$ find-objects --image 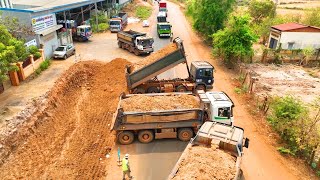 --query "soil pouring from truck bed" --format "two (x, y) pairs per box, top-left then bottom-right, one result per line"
(0, 58), (131, 179)
(172, 145), (236, 180)
(132, 42), (178, 71)
(121, 94), (200, 112)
